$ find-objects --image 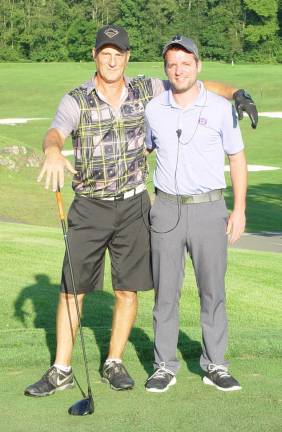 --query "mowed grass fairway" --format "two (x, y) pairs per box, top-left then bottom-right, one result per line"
(1, 223), (282, 432)
(0, 62), (281, 230)
(0, 62), (282, 431)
